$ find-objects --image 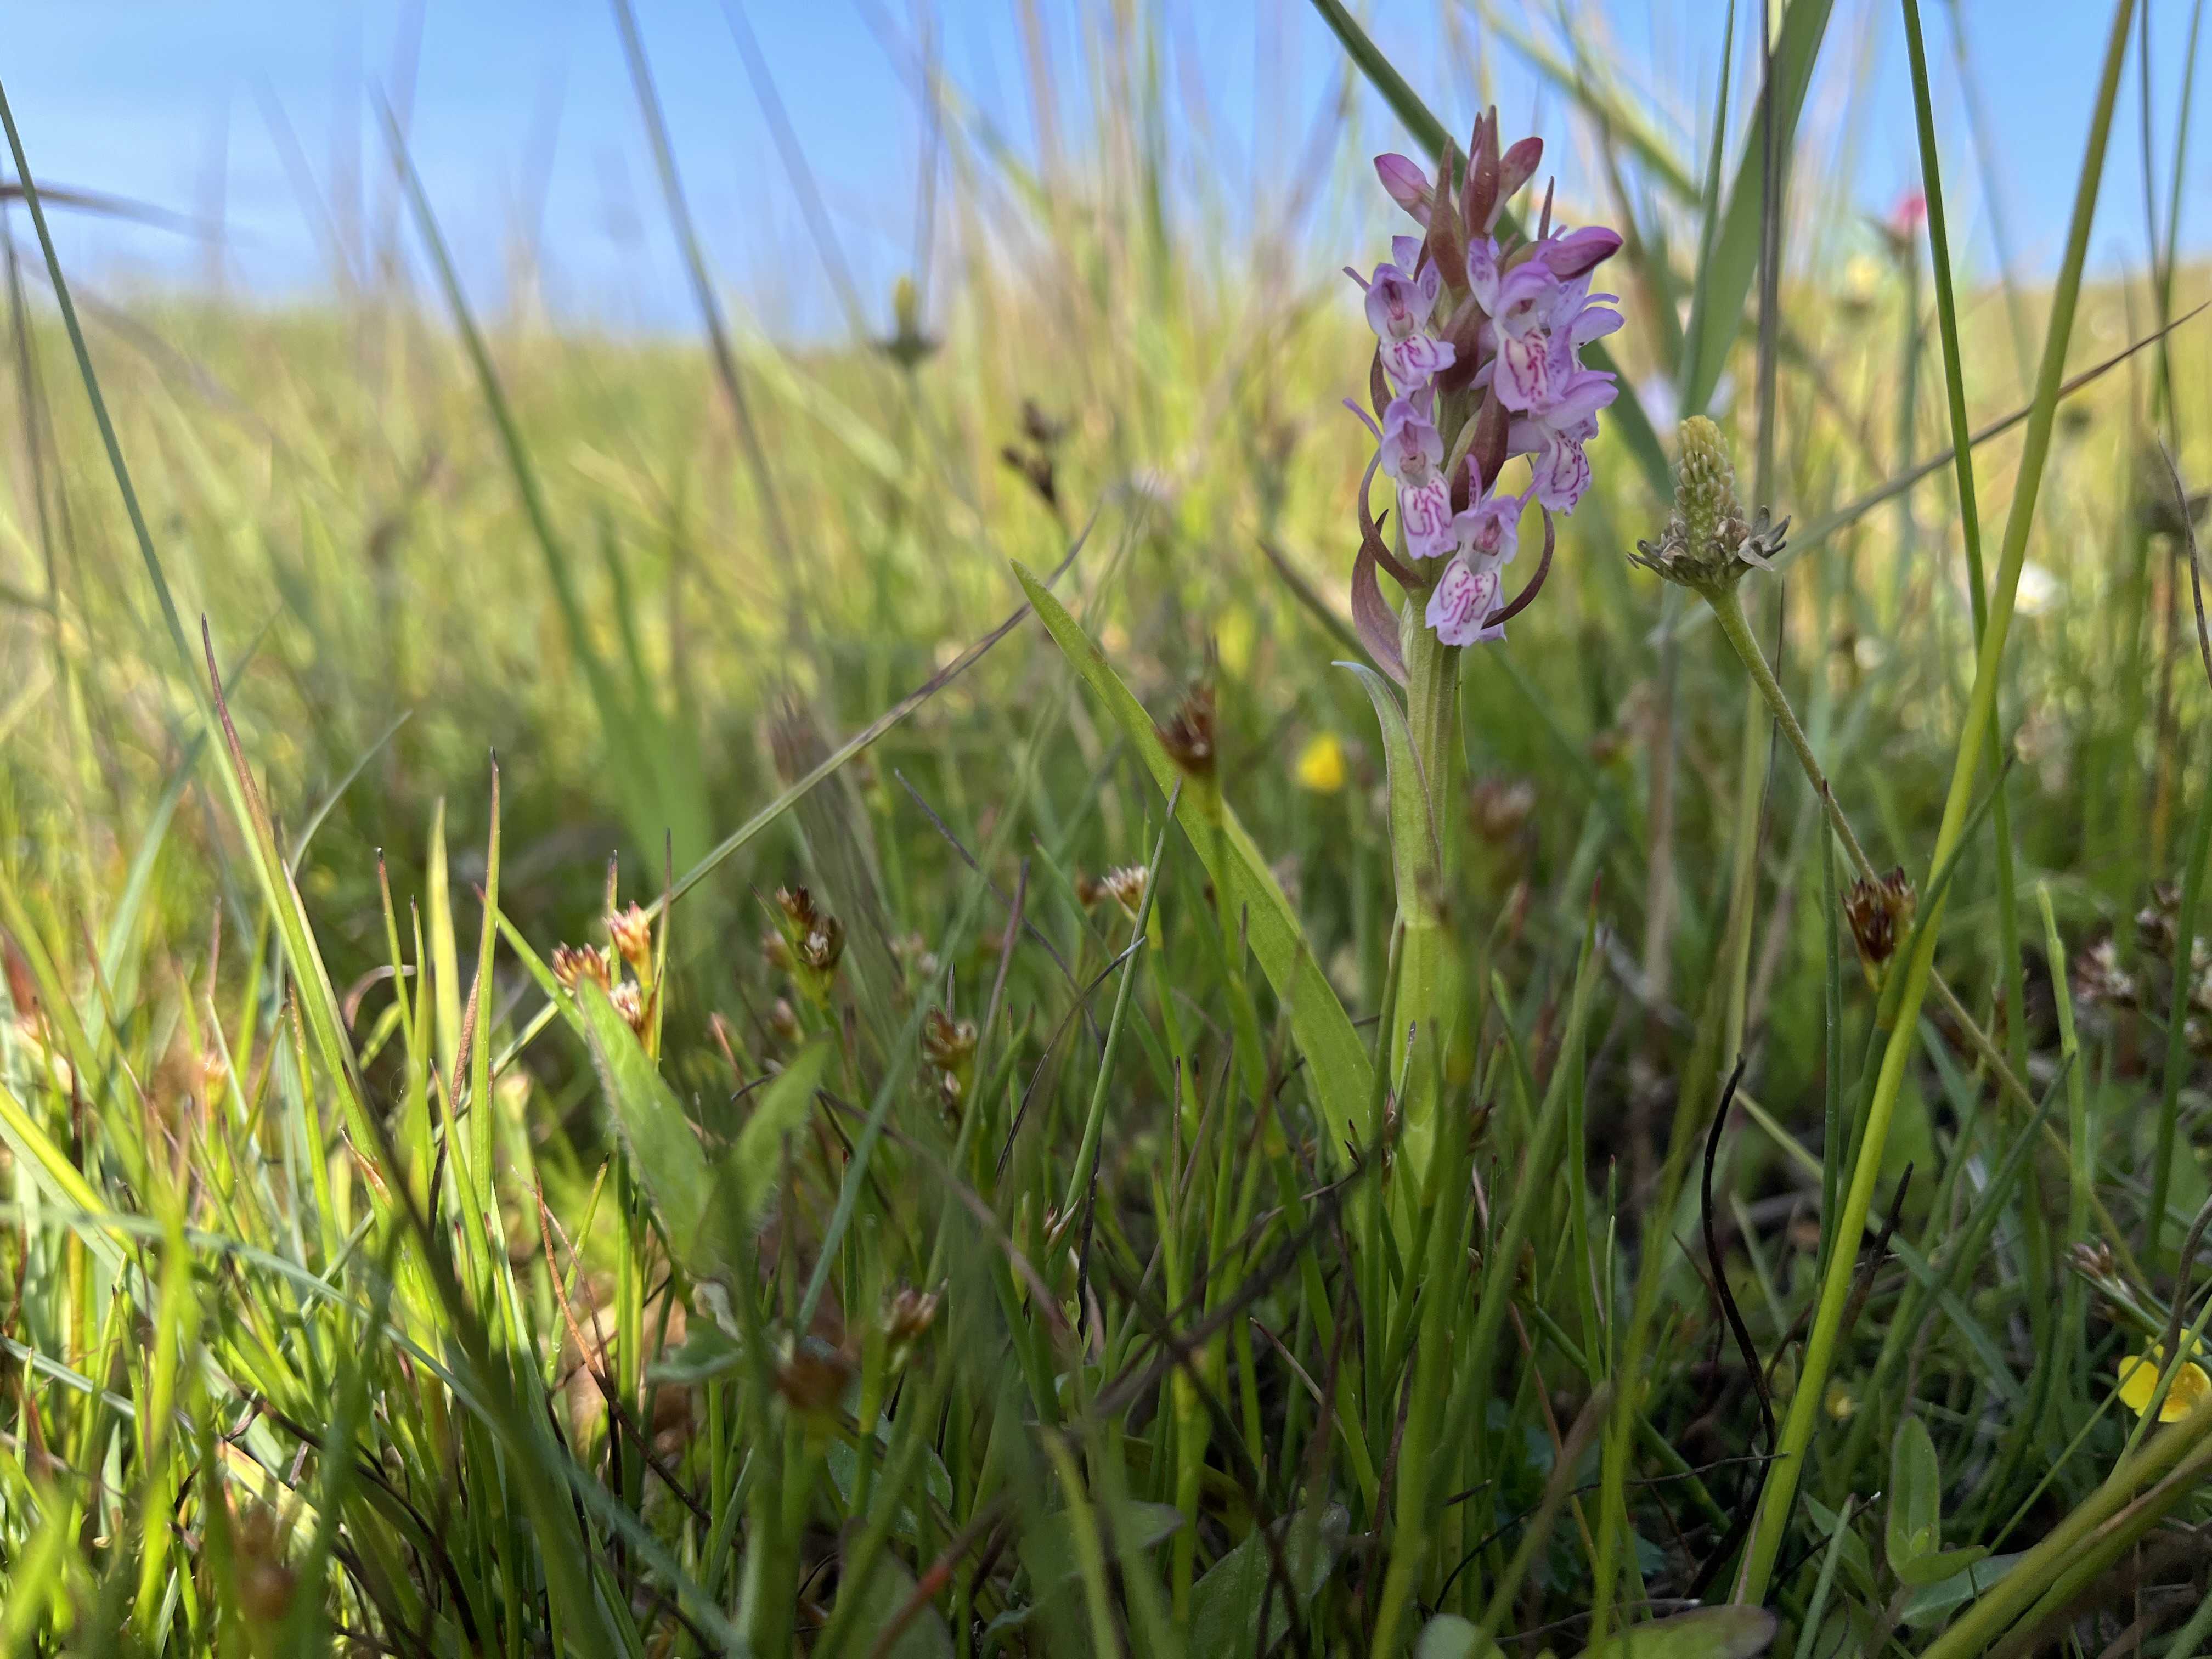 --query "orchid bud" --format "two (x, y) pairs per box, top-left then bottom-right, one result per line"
(1424, 148), (1467, 290)
(1537, 225), (1623, 280)
(1374, 153), (1433, 227)
(1468, 385), (1509, 495)
(1460, 111), (1501, 241)
(1496, 137), (1544, 216)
